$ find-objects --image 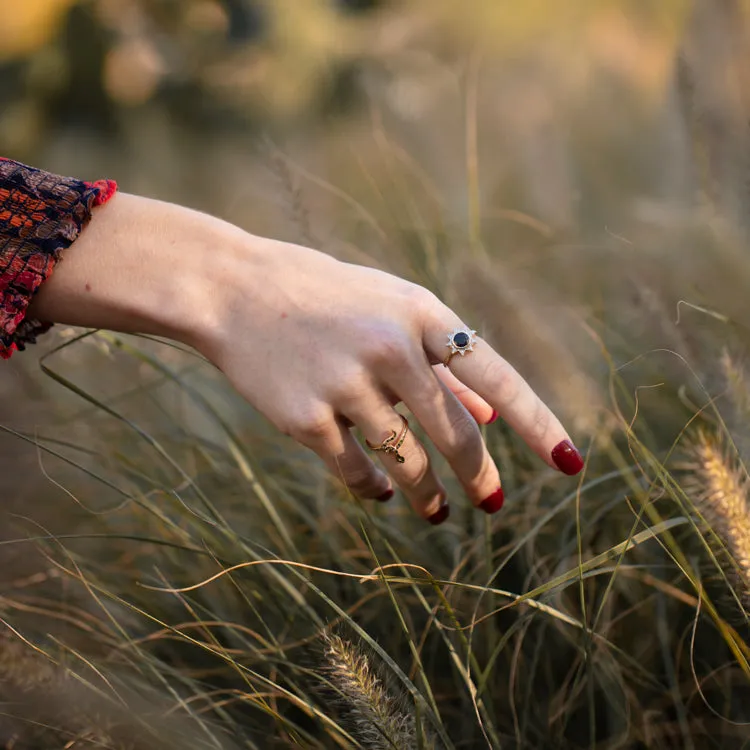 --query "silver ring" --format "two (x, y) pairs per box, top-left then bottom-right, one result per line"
(443, 326), (477, 367)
